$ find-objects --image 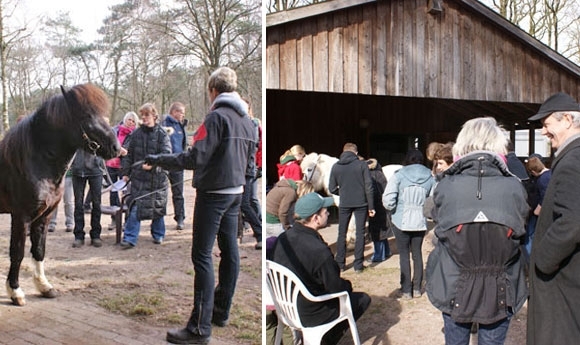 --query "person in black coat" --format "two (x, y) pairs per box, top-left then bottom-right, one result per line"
(144, 67), (258, 344)
(272, 192), (371, 345)
(366, 158), (391, 263)
(329, 143), (375, 273)
(120, 103), (171, 248)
